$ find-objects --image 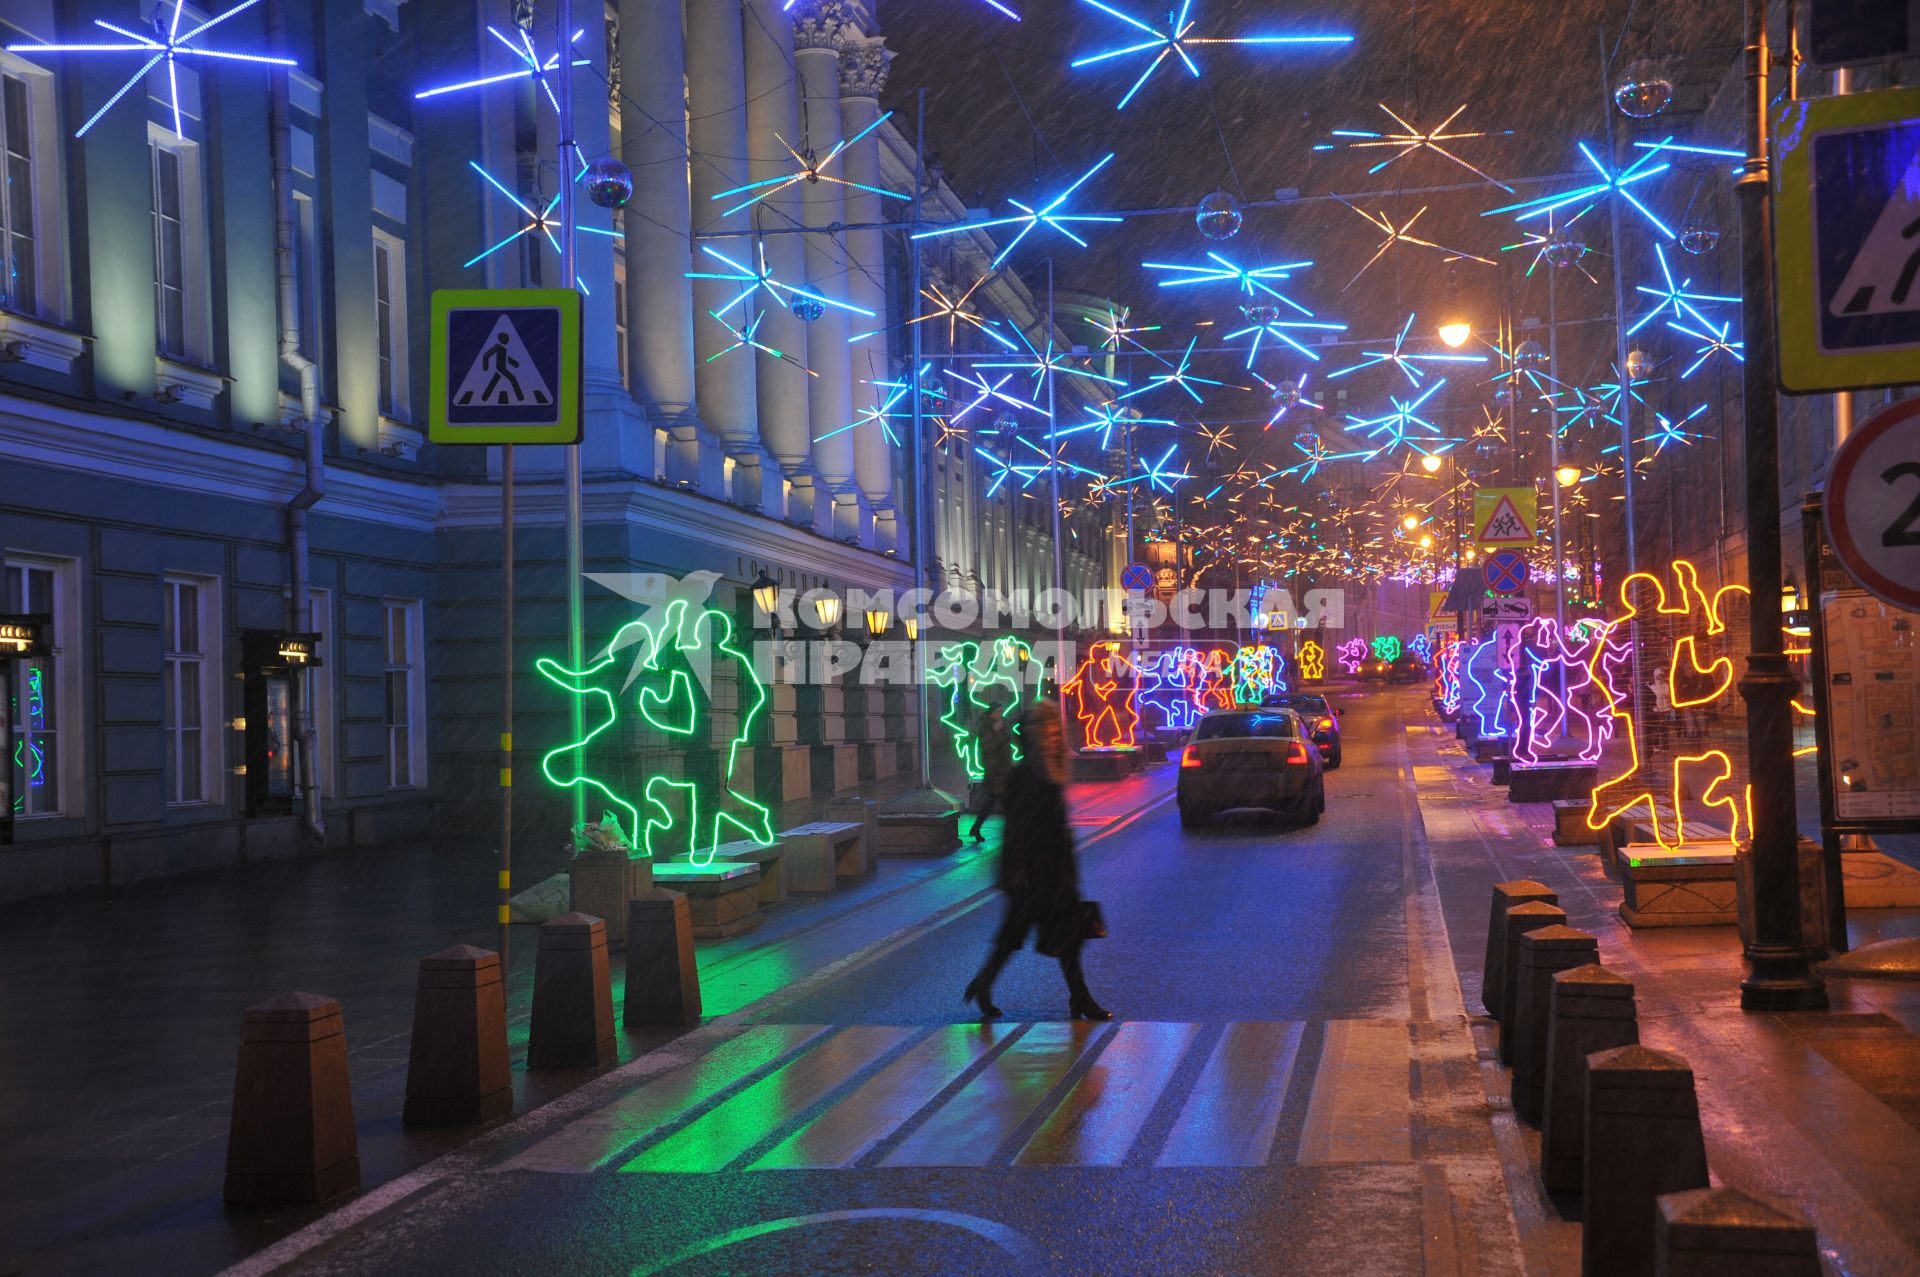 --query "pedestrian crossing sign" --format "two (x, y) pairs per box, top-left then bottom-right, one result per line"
(429, 288), (581, 444)
(1775, 86), (1920, 392)
(1472, 487), (1537, 546)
